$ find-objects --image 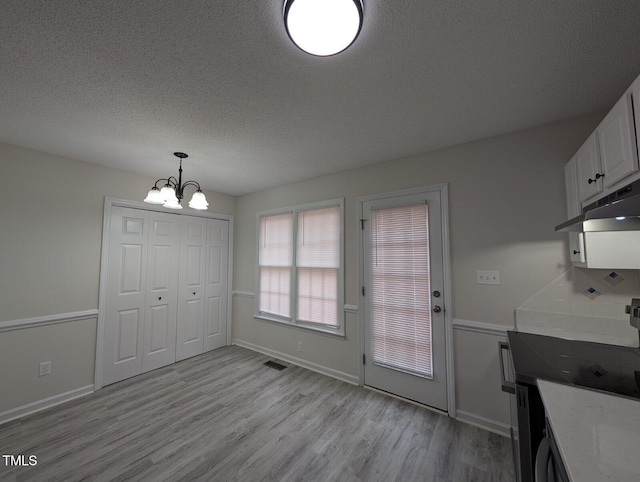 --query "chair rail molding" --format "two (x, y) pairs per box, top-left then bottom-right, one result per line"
(452, 318), (512, 336)
(0, 310), (99, 333)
